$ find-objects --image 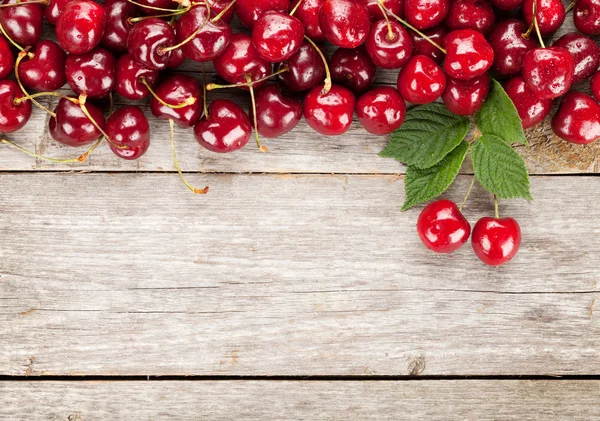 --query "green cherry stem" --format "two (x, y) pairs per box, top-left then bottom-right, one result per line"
(0, 136), (103, 163)
(494, 195), (500, 219)
(565, 0), (575, 13)
(210, 0), (235, 22)
(246, 74), (267, 152)
(289, 0), (302, 16)
(0, 21), (34, 57)
(206, 67), (290, 90)
(0, 0), (49, 7)
(459, 176), (476, 211)
(140, 77), (197, 109)
(201, 62), (209, 118)
(302, 35), (333, 94)
(170, 118), (210, 194)
(531, 0), (545, 48)
(375, 0), (396, 41)
(159, 1), (211, 53)
(14, 50), (57, 117)
(77, 93), (126, 149)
